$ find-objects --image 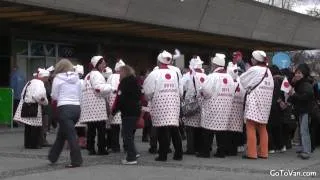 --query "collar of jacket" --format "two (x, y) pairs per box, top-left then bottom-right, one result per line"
(213, 67), (226, 73)
(159, 64), (169, 69)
